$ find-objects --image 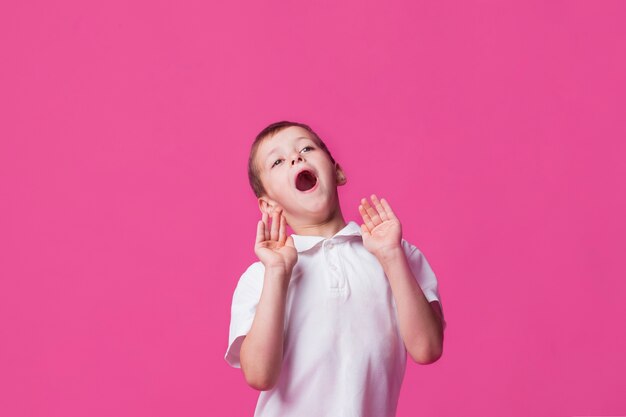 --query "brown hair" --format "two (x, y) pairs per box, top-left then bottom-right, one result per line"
(248, 120), (337, 198)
